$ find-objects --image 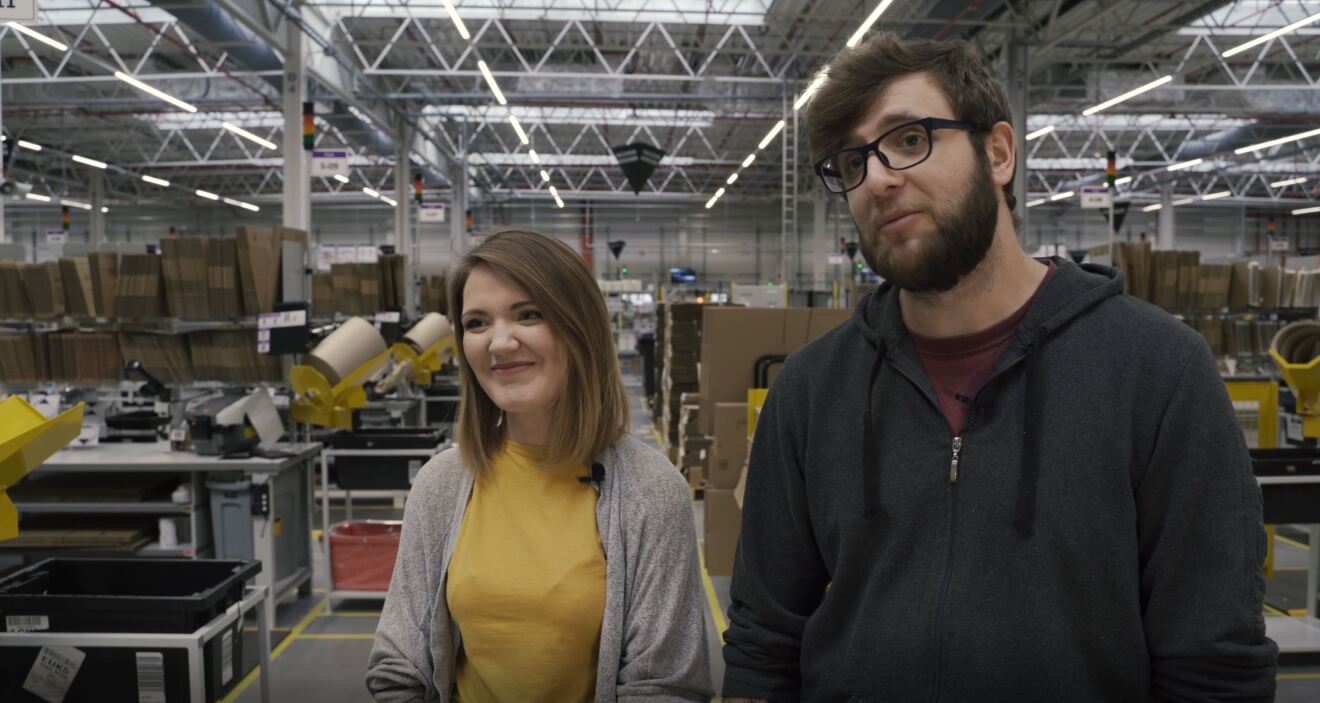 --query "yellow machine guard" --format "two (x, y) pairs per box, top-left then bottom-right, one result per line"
(391, 334), (457, 386)
(0, 397), (85, 541)
(289, 347), (391, 429)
